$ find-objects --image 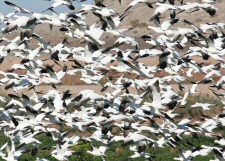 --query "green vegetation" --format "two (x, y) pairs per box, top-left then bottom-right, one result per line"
(0, 132), (218, 161)
(0, 94), (223, 160)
